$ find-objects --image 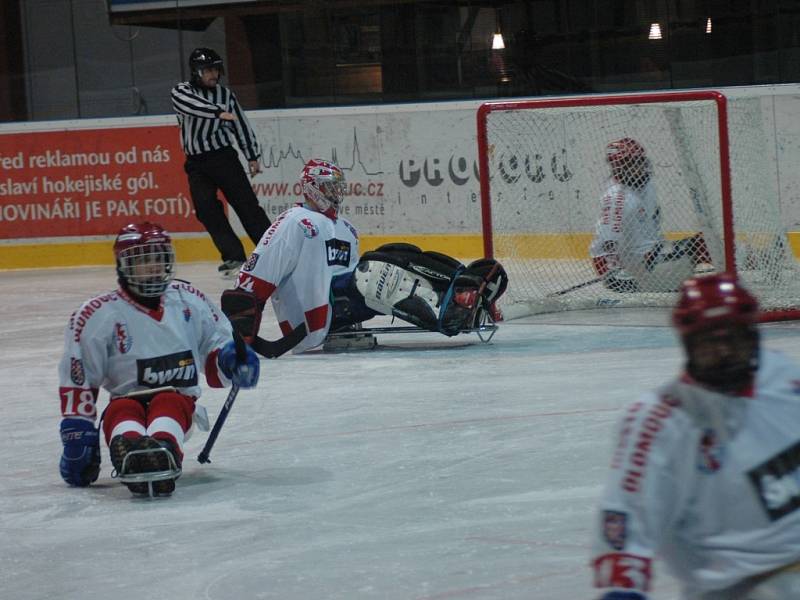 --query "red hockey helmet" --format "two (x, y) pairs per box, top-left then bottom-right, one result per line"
(114, 222), (175, 297)
(606, 138), (651, 186)
(672, 272), (759, 336)
(672, 273), (760, 393)
(300, 159), (345, 219)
